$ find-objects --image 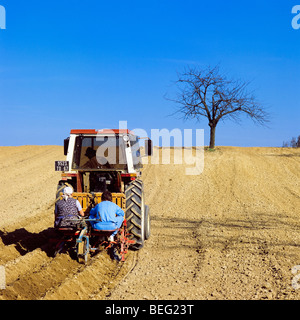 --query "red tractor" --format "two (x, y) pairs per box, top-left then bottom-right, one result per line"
(54, 129), (151, 262)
